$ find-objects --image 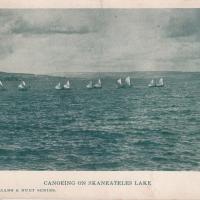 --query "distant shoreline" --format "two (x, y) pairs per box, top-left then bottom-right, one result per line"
(0, 70), (199, 78)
